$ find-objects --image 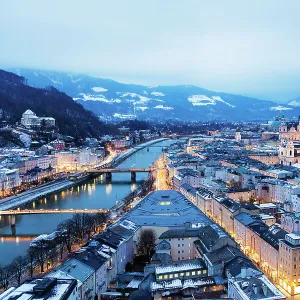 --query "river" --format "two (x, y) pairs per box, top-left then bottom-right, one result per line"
(0, 139), (173, 265)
